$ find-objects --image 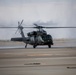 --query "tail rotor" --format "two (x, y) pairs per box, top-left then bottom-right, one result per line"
(15, 20), (24, 34)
